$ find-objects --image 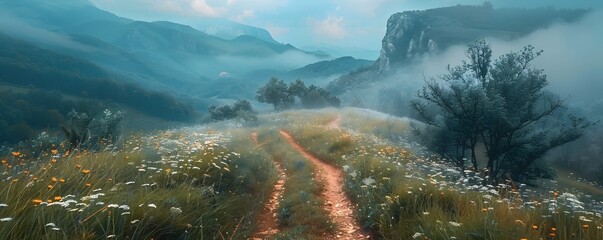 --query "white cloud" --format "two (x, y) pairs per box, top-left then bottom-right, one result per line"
(232, 0), (288, 12)
(190, 0), (222, 17)
(91, 0), (288, 21)
(235, 9), (255, 22)
(333, 0), (394, 16)
(153, 1), (182, 12)
(310, 15), (347, 40)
